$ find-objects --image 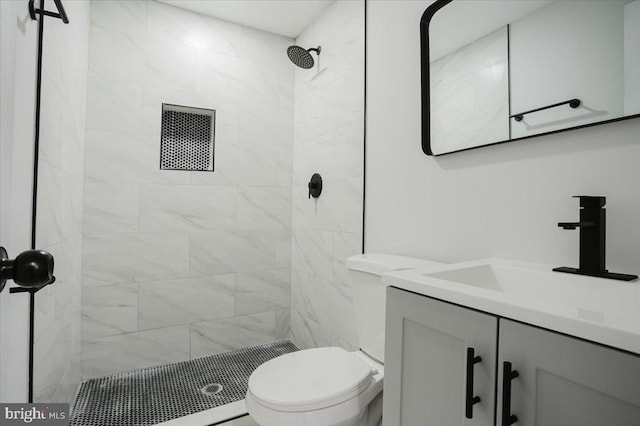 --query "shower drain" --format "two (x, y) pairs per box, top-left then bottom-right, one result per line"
(200, 383), (223, 396)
